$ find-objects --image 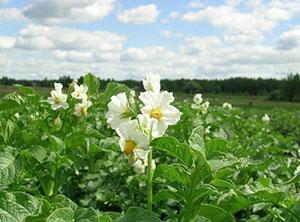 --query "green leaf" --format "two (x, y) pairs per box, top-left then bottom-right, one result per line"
(151, 136), (194, 168)
(285, 175), (300, 184)
(0, 191), (40, 222)
(205, 138), (228, 159)
(84, 73), (100, 97)
(20, 146), (47, 164)
(100, 82), (129, 107)
(155, 190), (179, 203)
(196, 204), (236, 222)
(154, 164), (190, 185)
(14, 84), (34, 94)
(3, 119), (16, 142)
(74, 207), (103, 222)
(191, 151), (212, 185)
(46, 207), (74, 222)
(116, 207), (161, 222)
(0, 93), (26, 112)
(0, 152), (16, 187)
(209, 158), (238, 172)
(49, 135), (66, 152)
(189, 126), (205, 150)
